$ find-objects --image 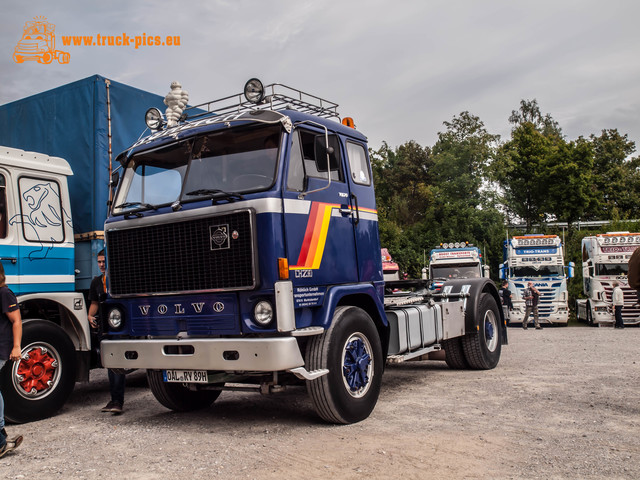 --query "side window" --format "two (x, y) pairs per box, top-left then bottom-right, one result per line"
(346, 142), (371, 186)
(0, 175), (7, 239)
(18, 177), (65, 243)
(299, 130), (344, 182)
(286, 131), (305, 192)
